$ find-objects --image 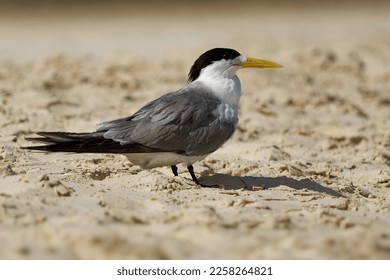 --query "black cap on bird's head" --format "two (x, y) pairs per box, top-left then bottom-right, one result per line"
(188, 48), (283, 82)
(188, 48), (241, 82)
